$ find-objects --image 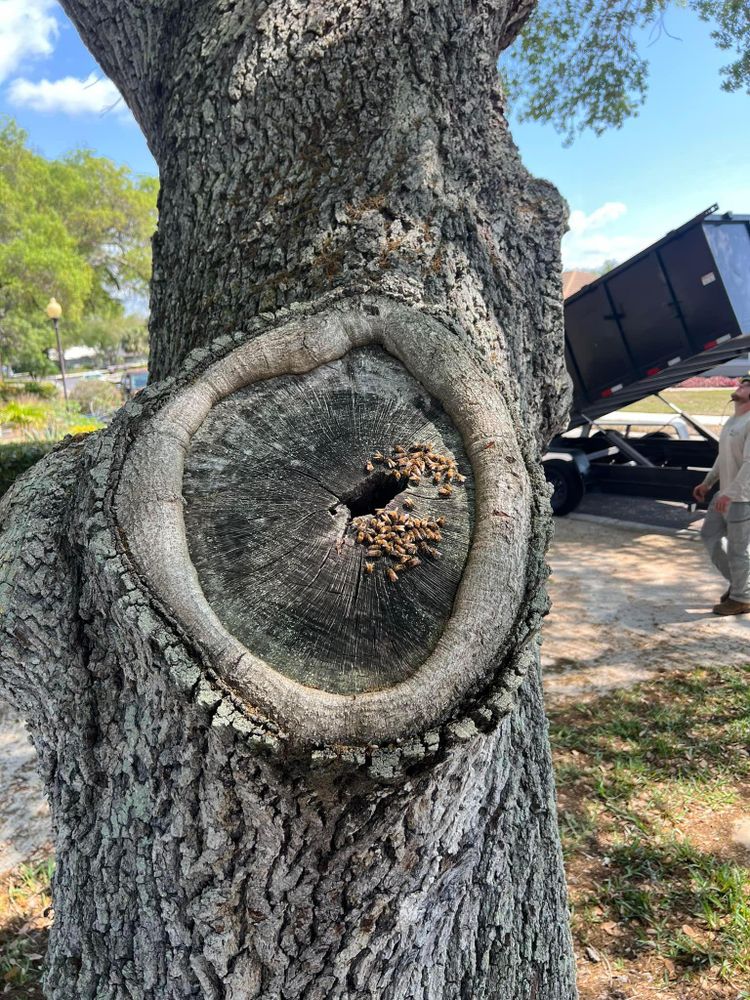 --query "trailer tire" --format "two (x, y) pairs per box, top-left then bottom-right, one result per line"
(544, 459), (585, 516)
